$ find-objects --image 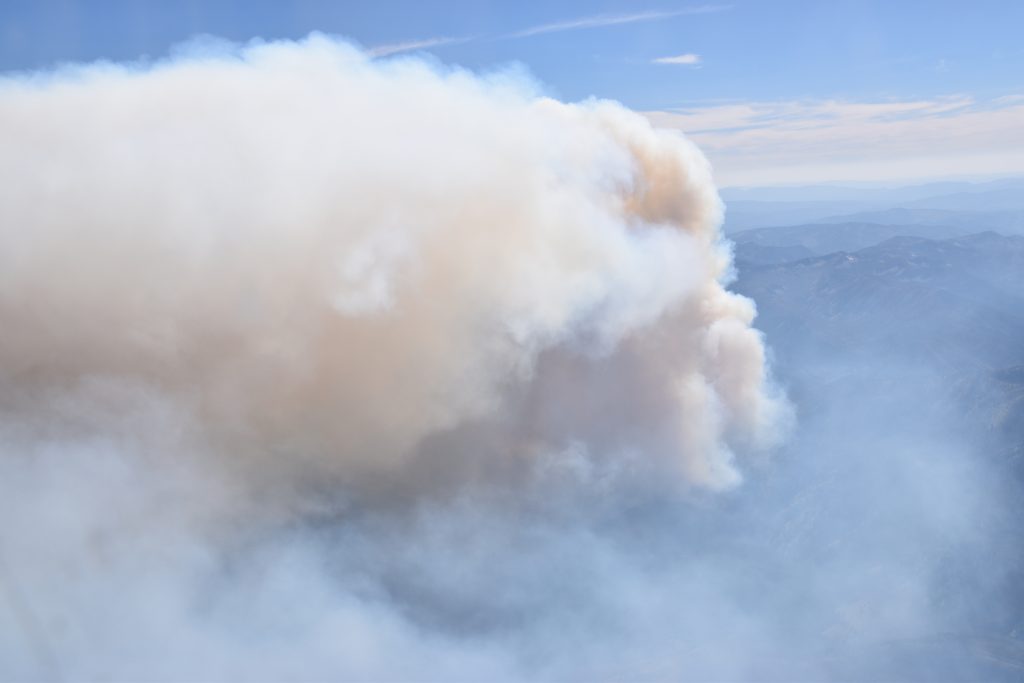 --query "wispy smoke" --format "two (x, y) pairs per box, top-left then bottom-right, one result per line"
(0, 35), (794, 680)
